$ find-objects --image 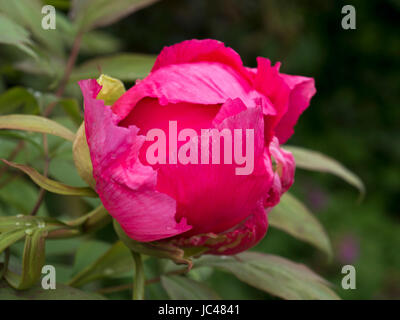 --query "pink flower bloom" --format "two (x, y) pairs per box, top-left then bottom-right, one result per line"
(79, 39), (316, 255)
